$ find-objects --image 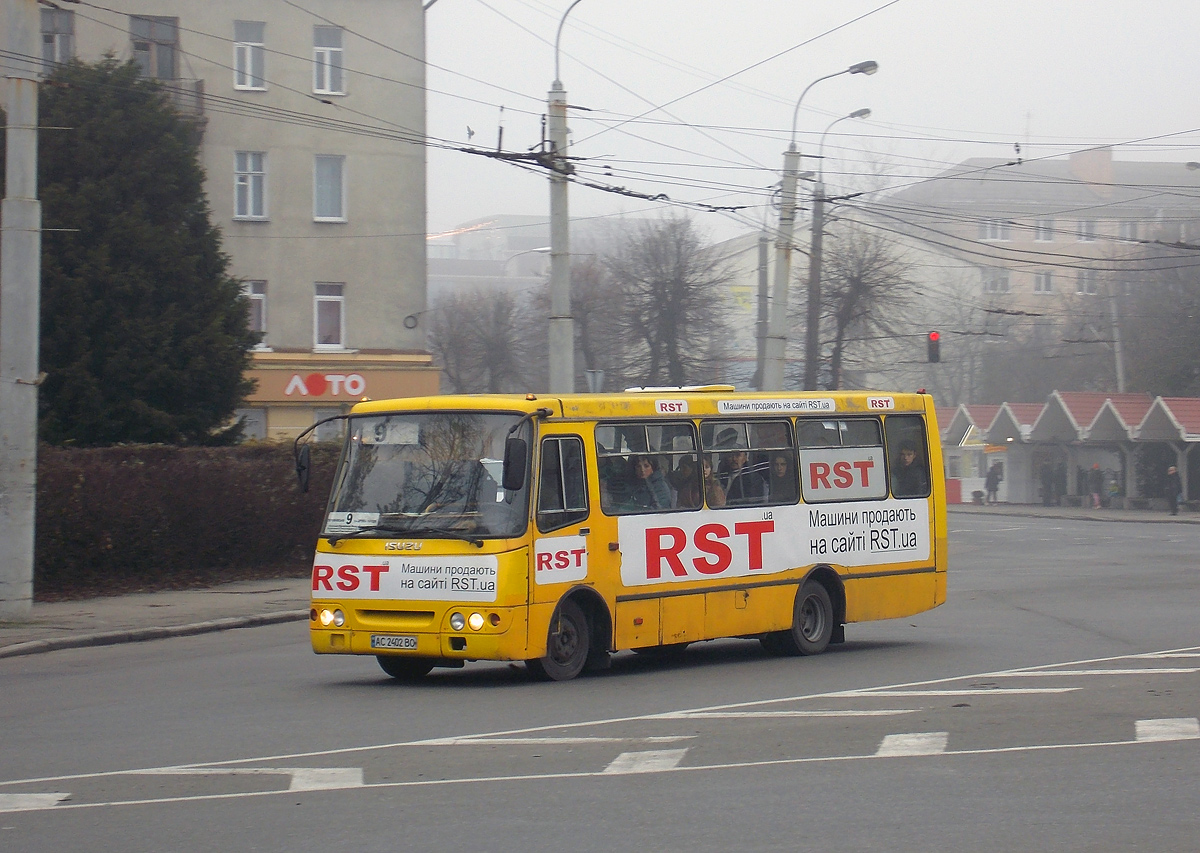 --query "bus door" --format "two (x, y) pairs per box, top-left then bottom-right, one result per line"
(530, 427), (597, 614)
